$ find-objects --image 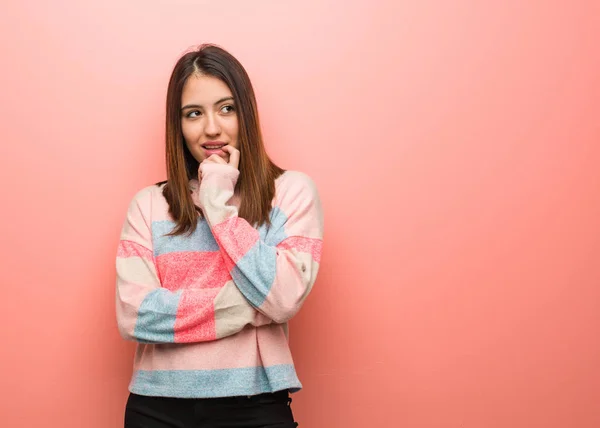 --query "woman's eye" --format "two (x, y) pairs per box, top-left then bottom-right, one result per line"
(221, 105), (235, 114)
(187, 110), (201, 118)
